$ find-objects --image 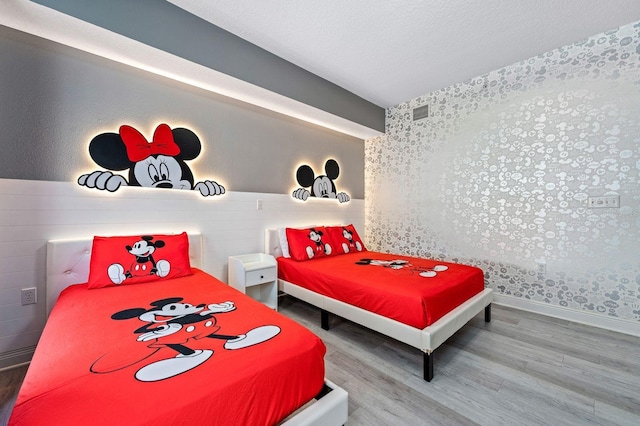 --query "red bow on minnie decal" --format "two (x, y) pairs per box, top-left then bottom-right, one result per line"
(120, 123), (181, 162)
